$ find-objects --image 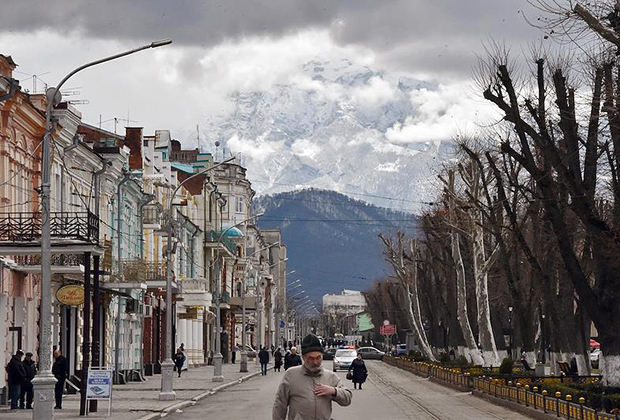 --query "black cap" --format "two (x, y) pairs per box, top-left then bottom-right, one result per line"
(16, 350), (24, 356)
(301, 334), (323, 355)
